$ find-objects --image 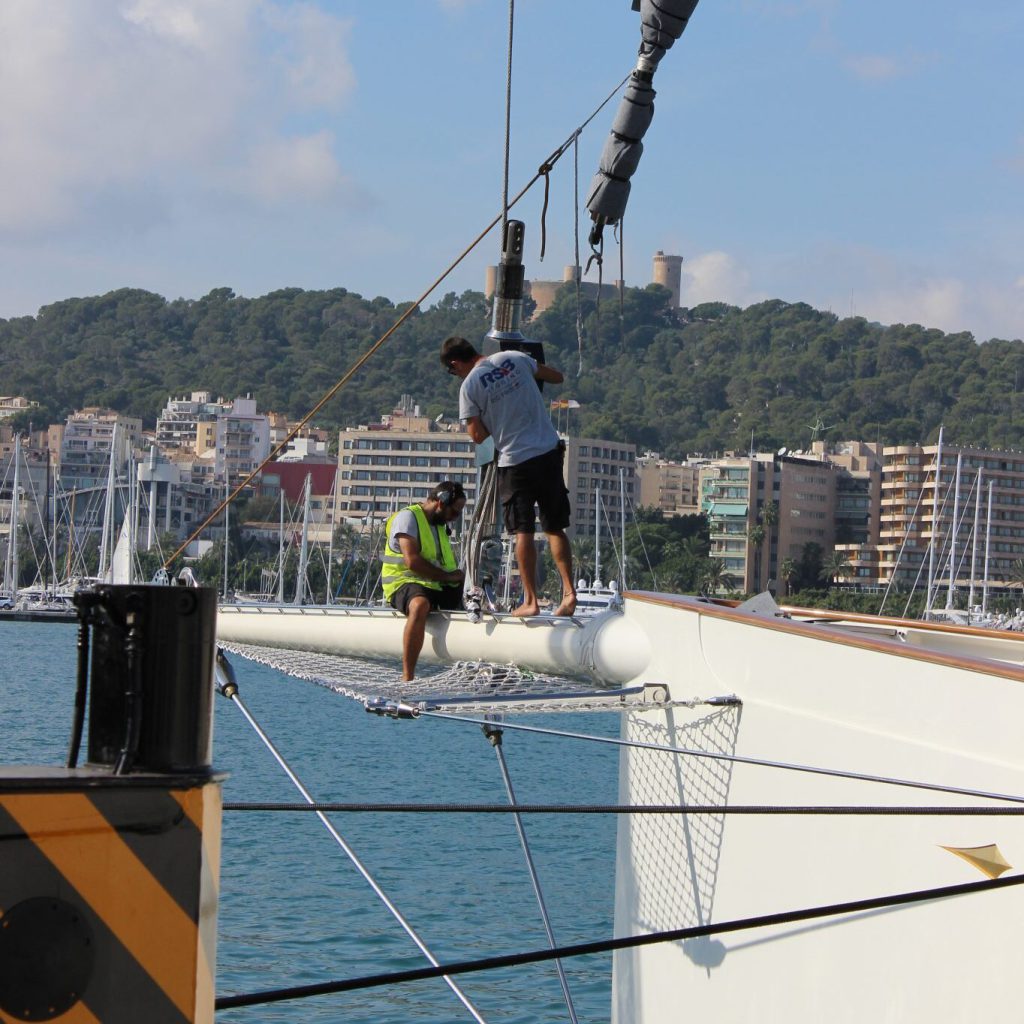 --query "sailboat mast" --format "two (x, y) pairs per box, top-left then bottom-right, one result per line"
(294, 473), (312, 605)
(5, 436), (22, 599)
(593, 483), (601, 585)
(326, 464), (339, 604)
(222, 477), (230, 601)
(619, 467), (627, 588)
(277, 489), (285, 604)
(945, 452), (962, 609)
(968, 468), (982, 621)
(97, 425), (119, 581)
(926, 426), (943, 616)
(982, 480), (994, 616)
